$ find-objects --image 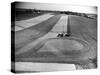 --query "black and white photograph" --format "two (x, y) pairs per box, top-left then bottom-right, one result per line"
(11, 2), (97, 73)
